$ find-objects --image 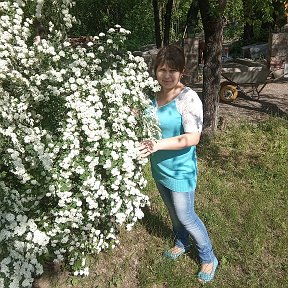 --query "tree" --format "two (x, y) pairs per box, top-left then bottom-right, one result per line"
(163, 0), (174, 45)
(153, 0), (162, 47)
(198, 0), (227, 133)
(152, 0), (191, 47)
(242, 0), (254, 41)
(152, 0), (174, 47)
(241, 0), (287, 42)
(185, 0), (200, 37)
